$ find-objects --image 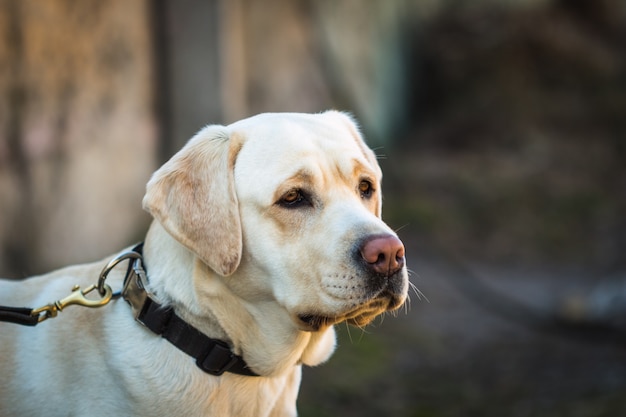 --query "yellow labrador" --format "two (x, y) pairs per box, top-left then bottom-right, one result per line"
(0, 111), (408, 417)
